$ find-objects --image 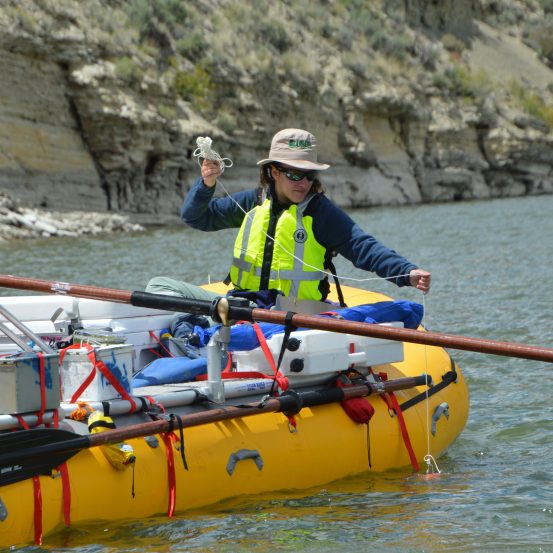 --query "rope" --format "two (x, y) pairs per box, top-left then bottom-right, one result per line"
(421, 292), (441, 476)
(192, 136), (414, 288)
(193, 136), (233, 173)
